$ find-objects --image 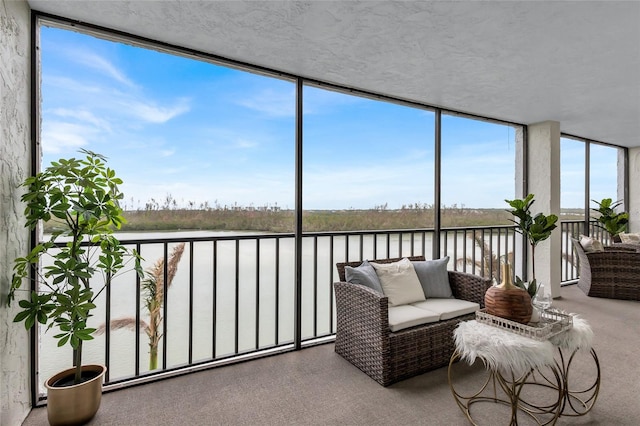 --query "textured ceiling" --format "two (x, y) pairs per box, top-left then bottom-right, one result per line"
(27, 0), (640, 147)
